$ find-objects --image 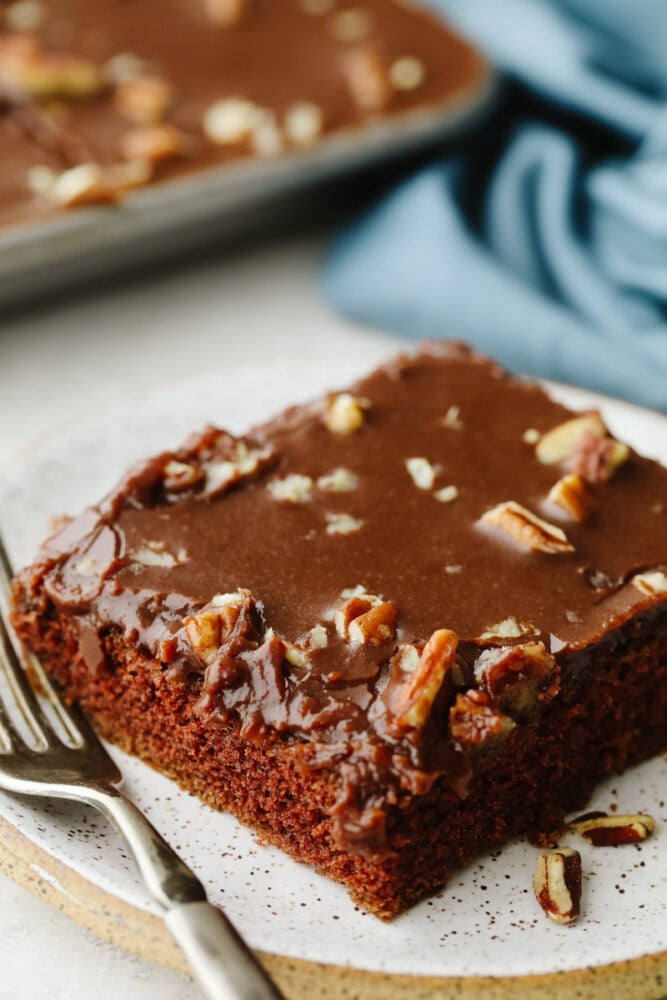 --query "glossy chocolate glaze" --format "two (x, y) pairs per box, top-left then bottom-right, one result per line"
(0, 0), (484, 227)
(14, 345), (667, 852)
